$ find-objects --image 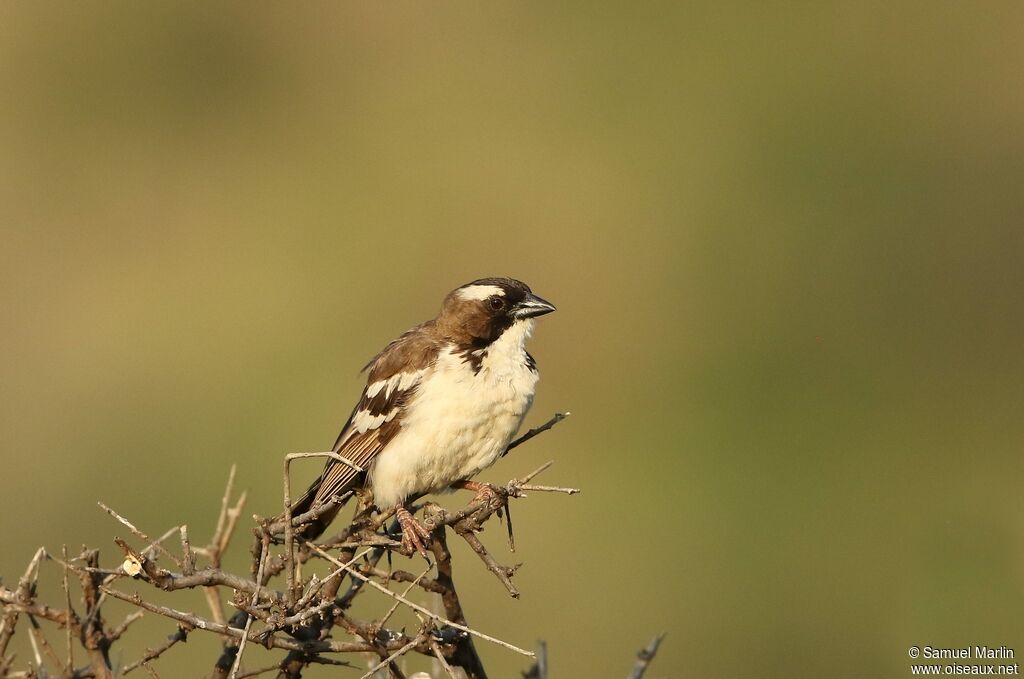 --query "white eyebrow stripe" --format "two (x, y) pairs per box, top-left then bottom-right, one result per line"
(457, 284), (504, 301)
